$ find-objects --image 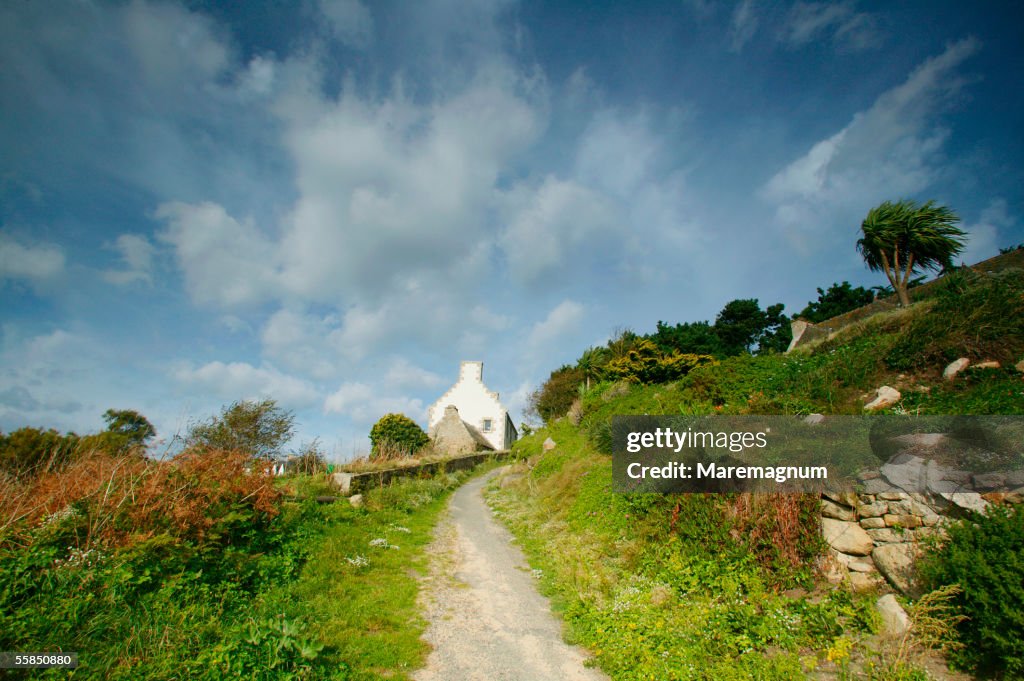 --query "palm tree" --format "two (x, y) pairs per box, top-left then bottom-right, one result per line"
(856, 199), (967, 307)
(575, 346), (609, 391)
